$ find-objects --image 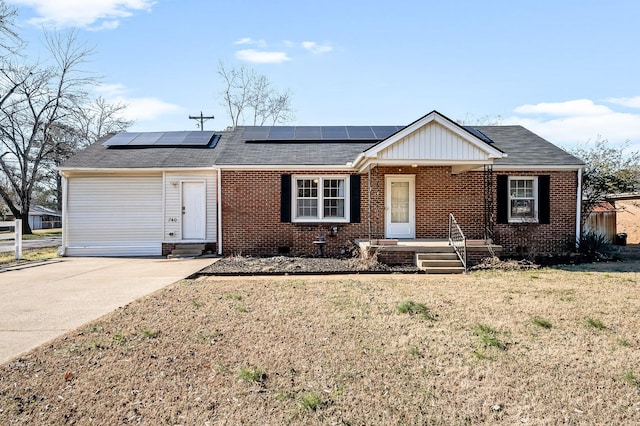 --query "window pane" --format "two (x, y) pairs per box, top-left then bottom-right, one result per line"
(297, 199), (318, 217)
(297, 179), (317, 198)
(510, 199), (534, 218)
(323, 178), (346, 218)
(391, 181), (409, 223)
(510, 179), (533, 198)
(324, 179), (344, 198)
(324, 199), (345, 218)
